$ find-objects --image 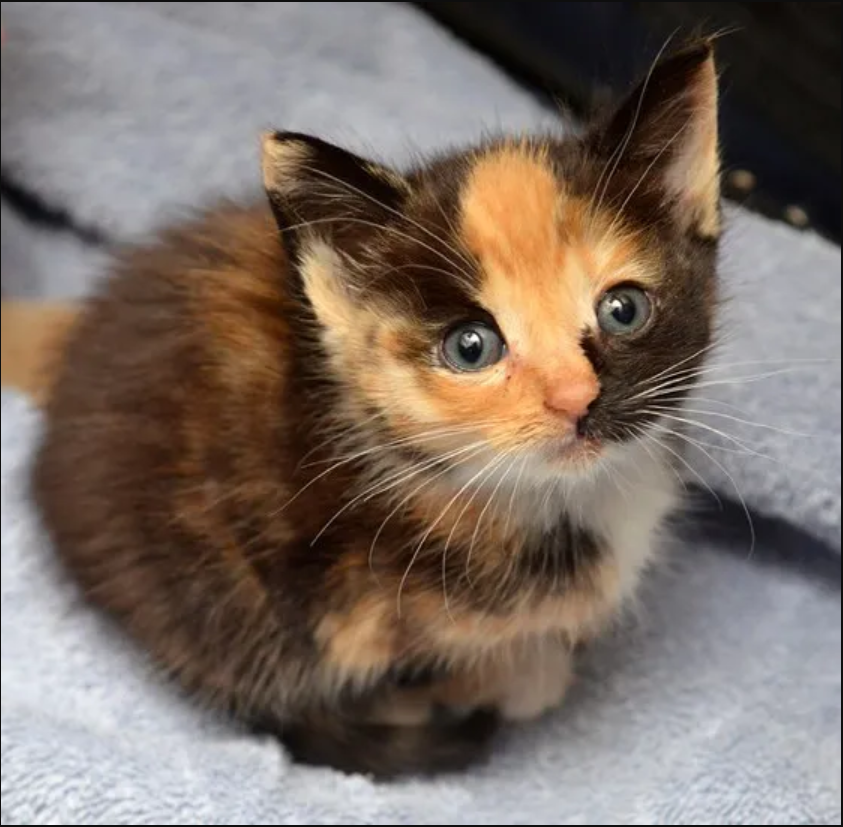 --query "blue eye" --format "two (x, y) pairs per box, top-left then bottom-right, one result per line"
(597, 286), (652, 336)
(441, 323), (506, 372)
